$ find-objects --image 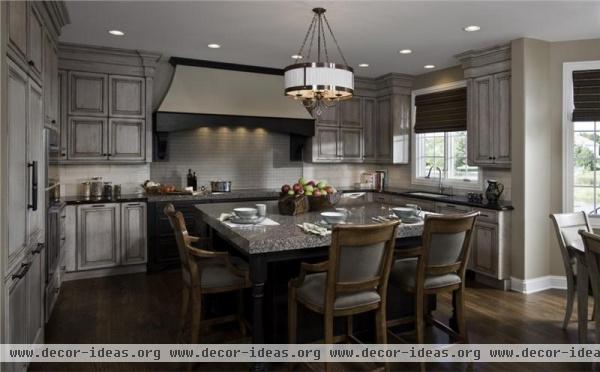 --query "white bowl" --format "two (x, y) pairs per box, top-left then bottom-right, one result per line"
(233, 207), (258, 218)
(392, 207), (416, 218)
(321, 211), (347, 224)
